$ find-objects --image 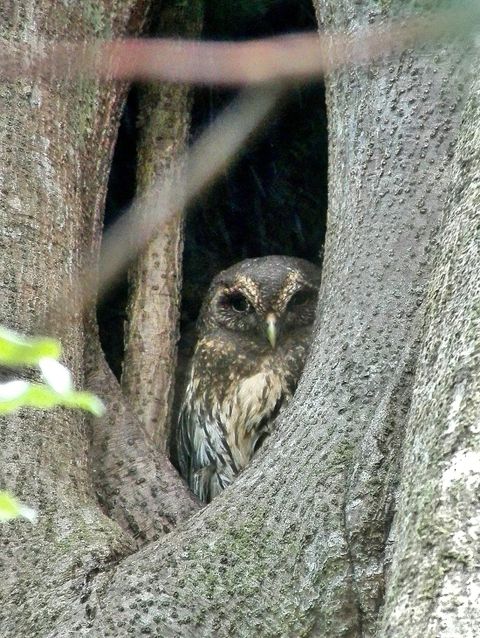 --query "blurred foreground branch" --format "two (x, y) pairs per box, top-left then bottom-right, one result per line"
(0, 4), (478, 86)
(45, 84), (283, 330)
